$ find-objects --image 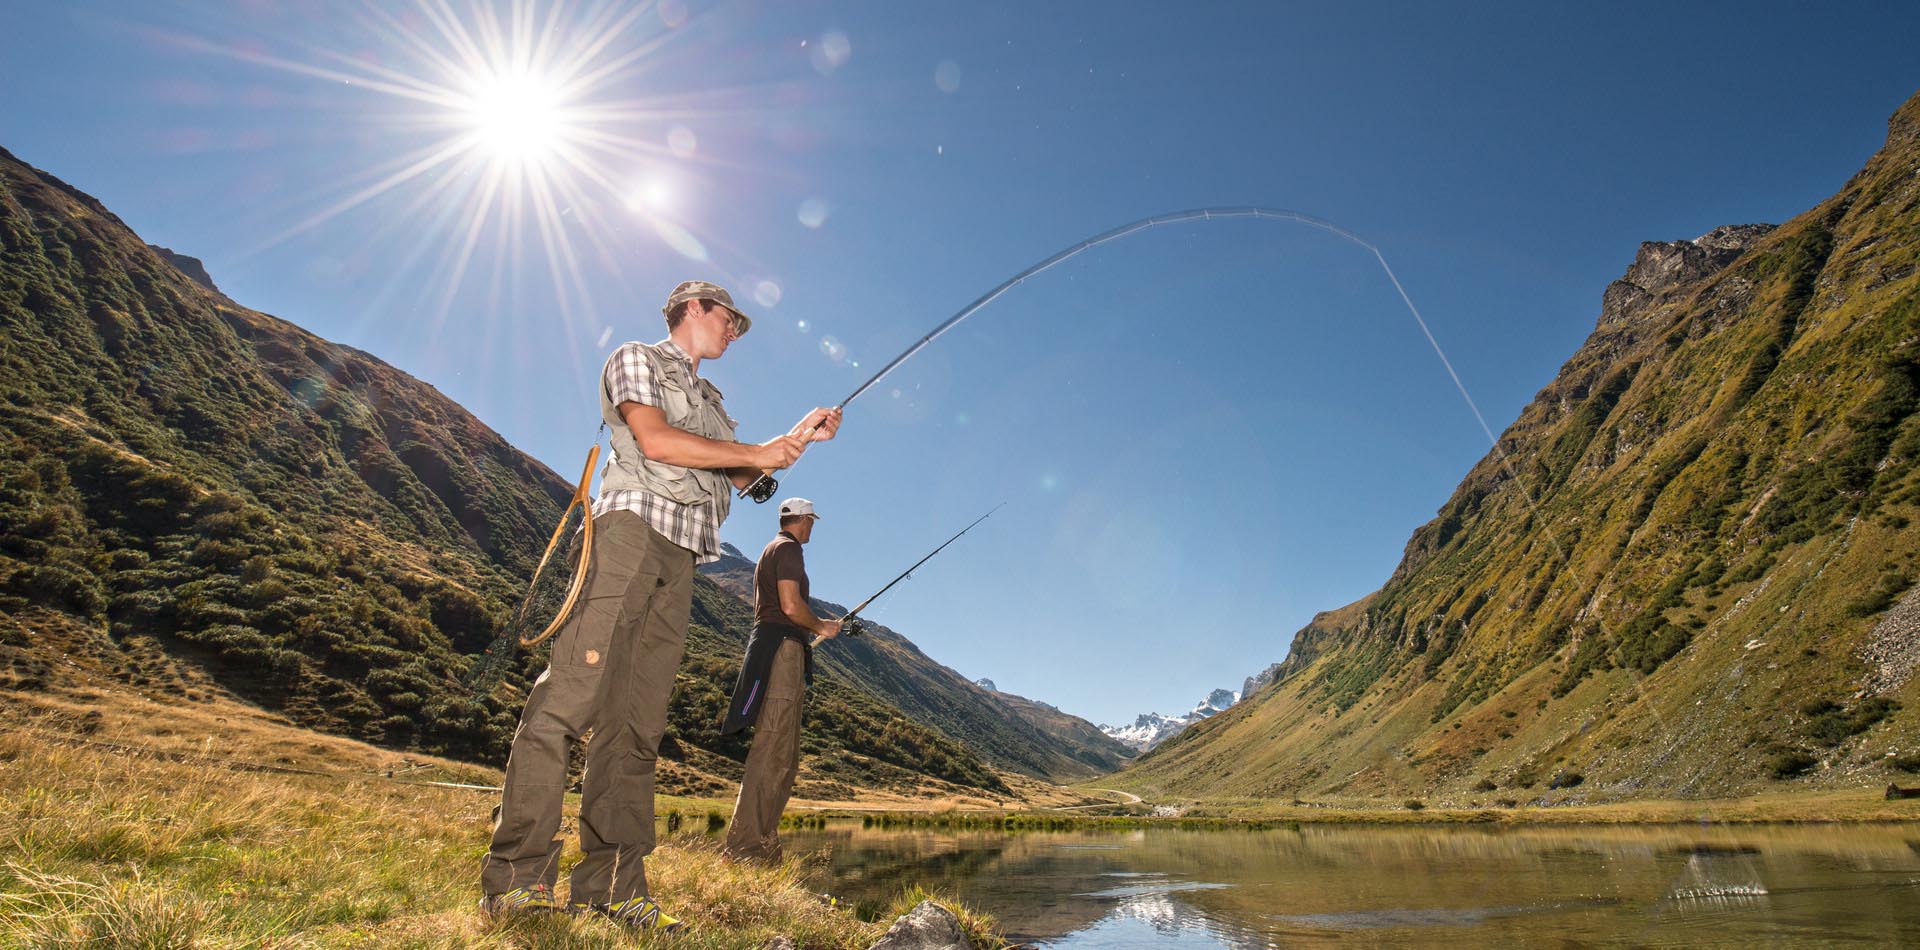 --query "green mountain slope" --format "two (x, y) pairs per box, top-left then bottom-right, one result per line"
(1123, 91), (1920, 804)
(976, 682), (1136, 775)
(701, 546), (1136, 781)
(0, 144), (1113, 794)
